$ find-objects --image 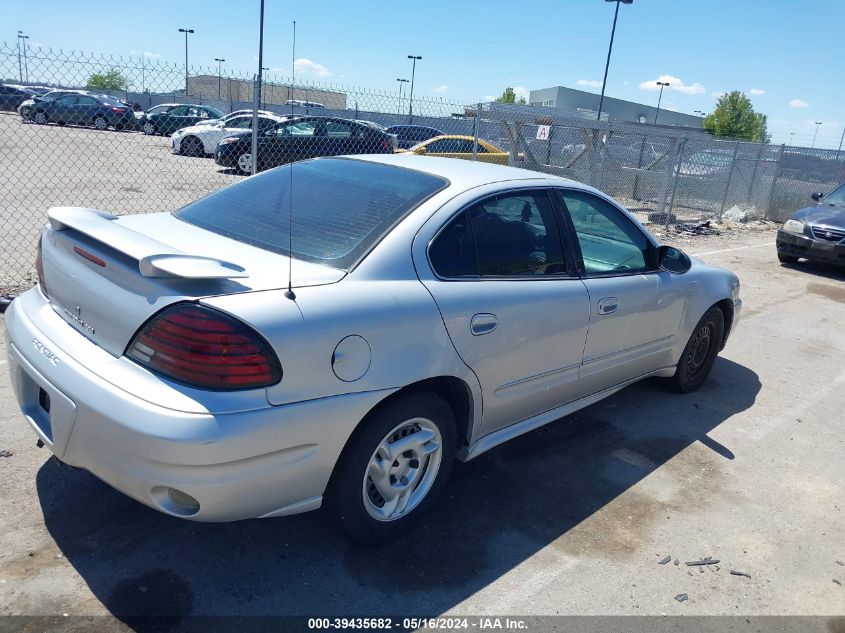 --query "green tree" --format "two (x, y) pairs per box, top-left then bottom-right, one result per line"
(86, 69), (129, 91)
(496, 87), (526, 105)
(703, 91), (769, 142)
